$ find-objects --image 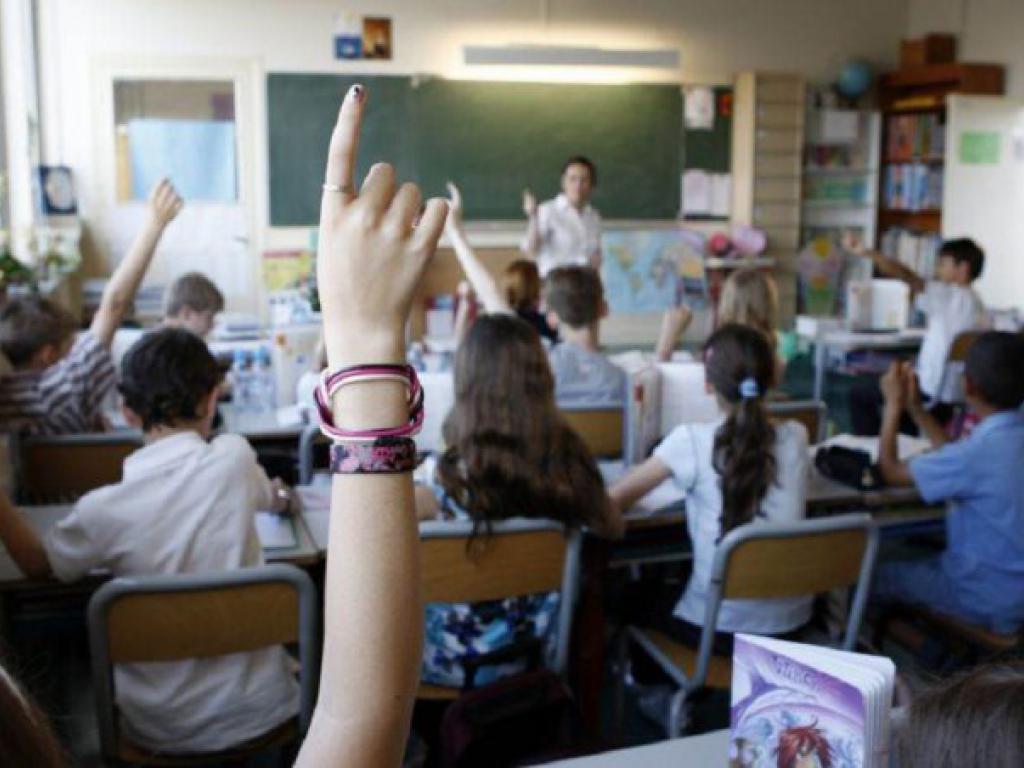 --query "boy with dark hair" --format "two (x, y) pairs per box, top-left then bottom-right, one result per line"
(0, 326), (298, 752)
(543, 266), (627, 406)
(0, 180), (183, 435)
(848, 237), (988, 435)
(874, 331), (1024, 633)
(163, 271), (225, 339)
